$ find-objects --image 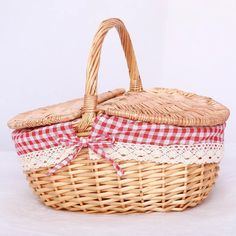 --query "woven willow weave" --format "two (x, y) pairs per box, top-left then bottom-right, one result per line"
(9, 18), (229, 213)
(26, 151), (218, 213)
